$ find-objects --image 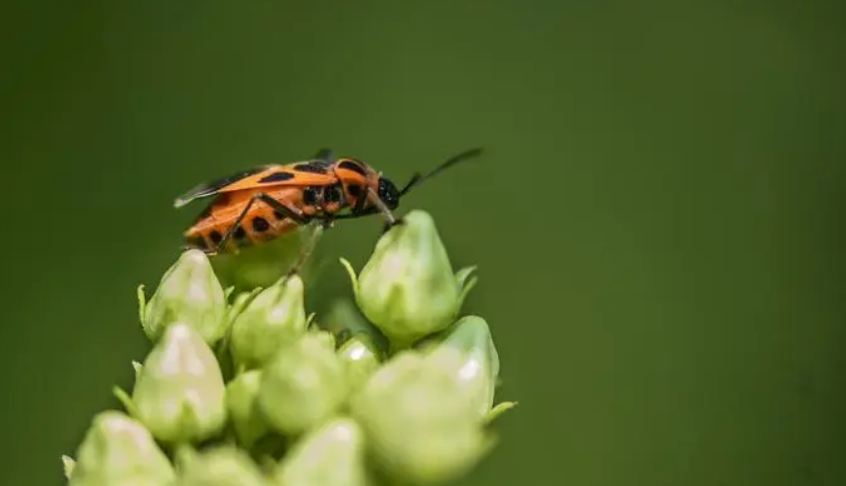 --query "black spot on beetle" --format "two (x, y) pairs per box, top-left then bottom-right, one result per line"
(338, 160), (367, 176)
(234, 226), (247, 239)
(303, 186), (321, 205)
(324, 184), (342, 203)
(293, 161), (330, 174)
(258, 171), (295, 183)
(210, 230), (223, 244)
(347, 184), (362, 197)
(252, 217), (270, 232)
